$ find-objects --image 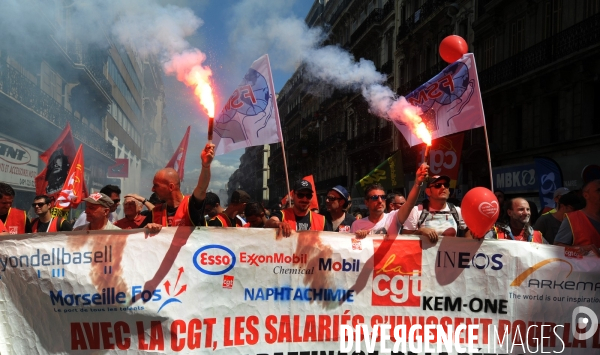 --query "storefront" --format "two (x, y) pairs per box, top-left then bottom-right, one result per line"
(0, 136), (40, 212)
